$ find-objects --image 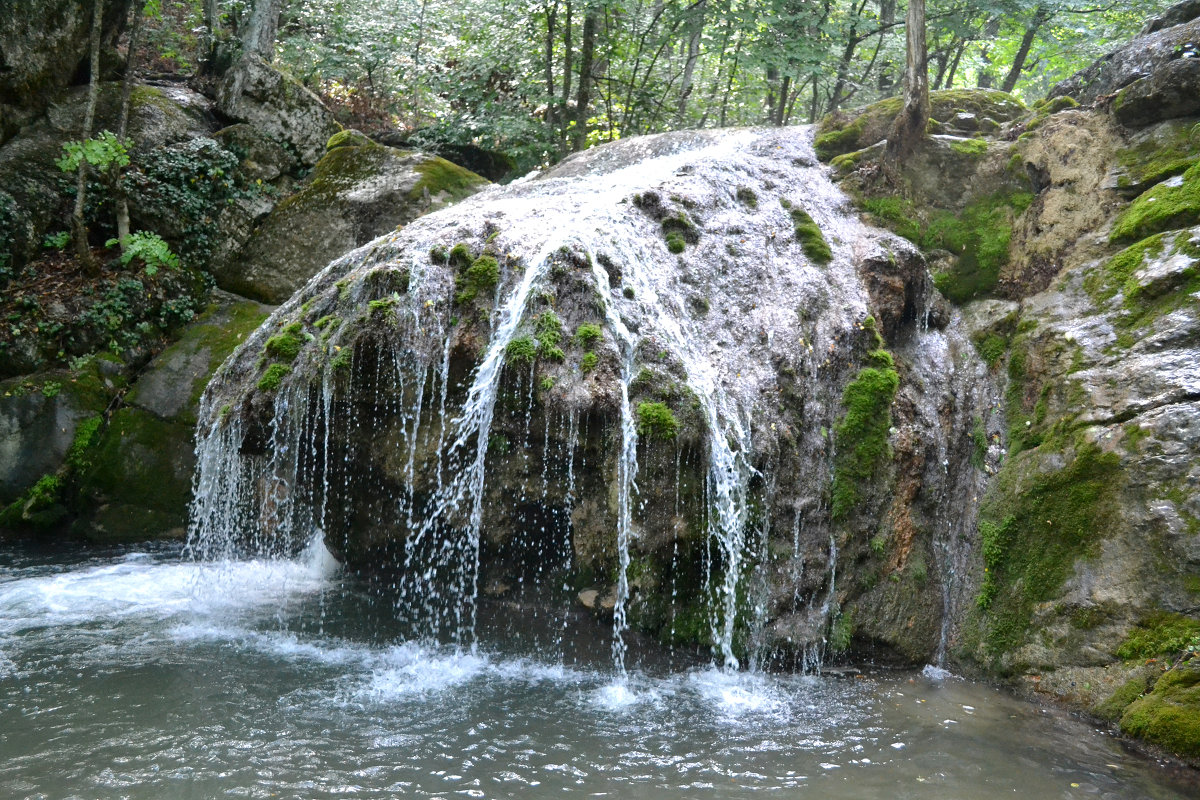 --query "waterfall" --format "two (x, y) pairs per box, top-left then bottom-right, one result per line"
(188, 126), (986, 672)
